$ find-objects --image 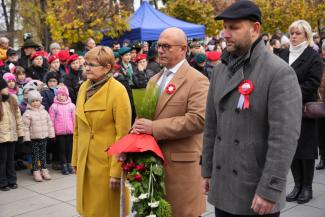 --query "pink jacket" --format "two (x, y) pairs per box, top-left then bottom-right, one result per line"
(49, 96), (75, 135)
